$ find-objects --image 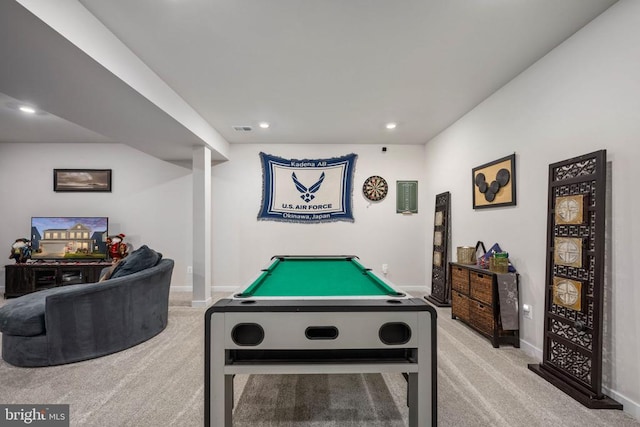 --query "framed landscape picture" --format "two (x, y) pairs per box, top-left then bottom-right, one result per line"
(53, 169), (112, 192)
